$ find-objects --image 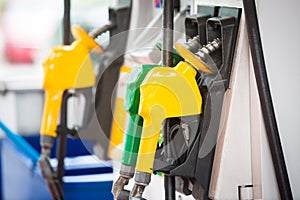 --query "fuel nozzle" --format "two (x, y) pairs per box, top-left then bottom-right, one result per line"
(130, 61), (203, 196)
(38, 154), (63, 200)
(113, 176), (130, 200)
(136, 61), (203, 172)
(128, 38), (219, 197)
(39, 25), (103, 199)
(40, 25), (101, 139)
(112, 65), (157, 199)
(112, 165), (135, 200)
(38, 135), (63, 200)
(130, 172), (151, 200)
